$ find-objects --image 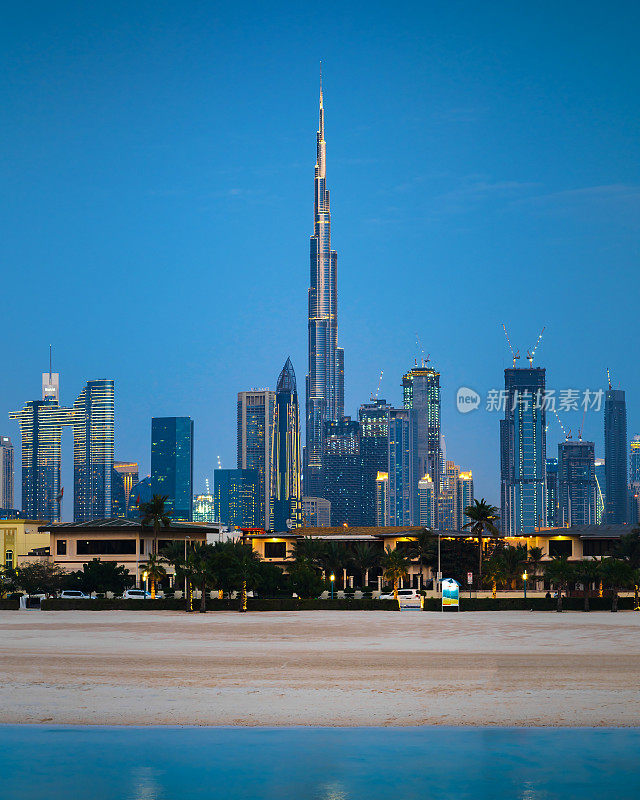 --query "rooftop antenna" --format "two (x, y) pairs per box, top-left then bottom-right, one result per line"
(607, 368), (611, 390)
(526, 326), (545, 366)
(502, 324), (520, 368)
(49, 344), (52, 381)
(217, 455), (223, 470)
